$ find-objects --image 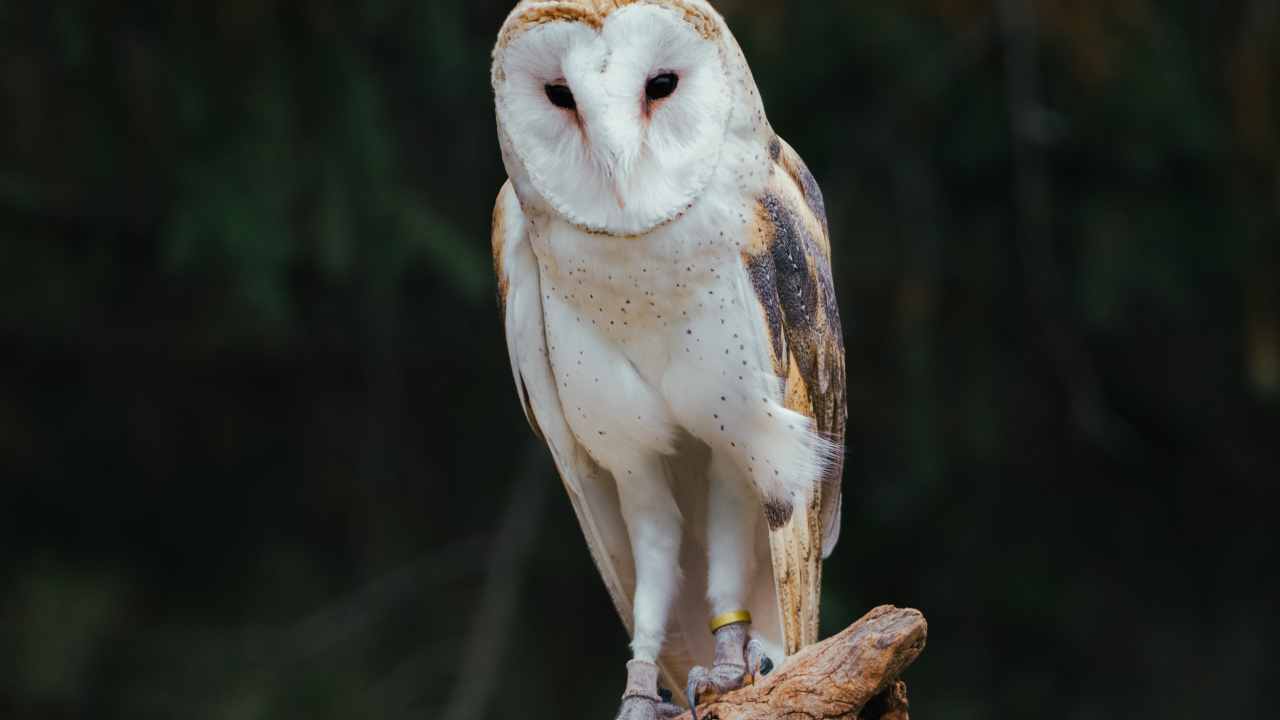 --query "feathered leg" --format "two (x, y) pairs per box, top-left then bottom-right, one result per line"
(614, 454), (685, 720)
(705, 451), (758, 621)
(685, 451), (772, 719)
